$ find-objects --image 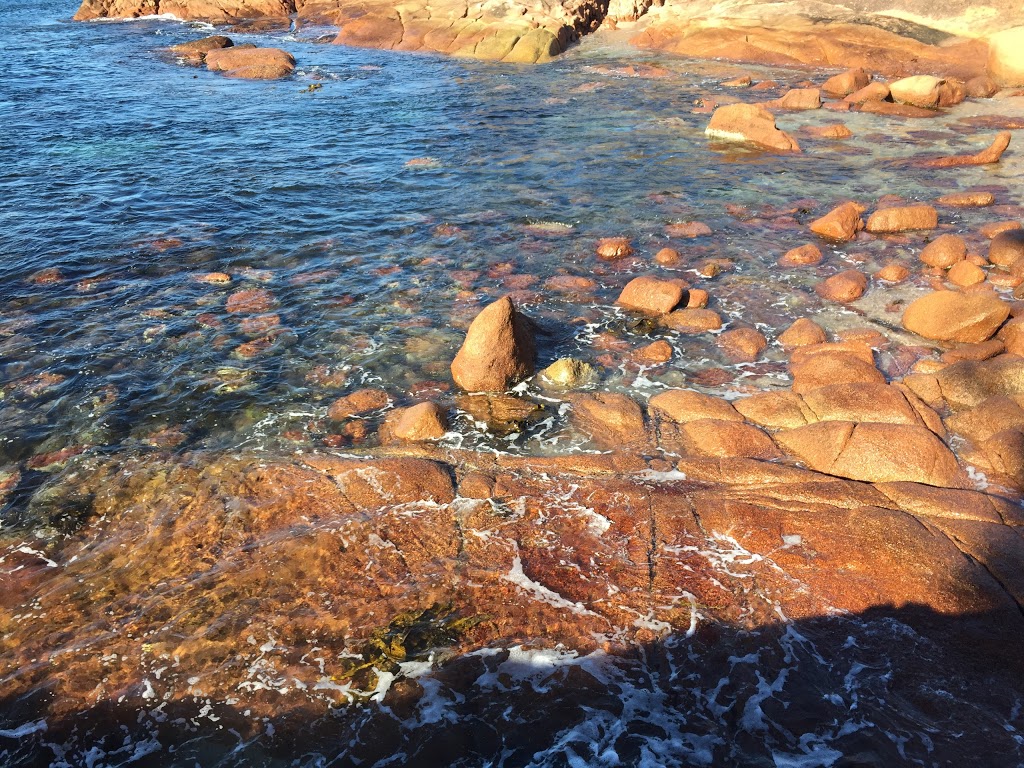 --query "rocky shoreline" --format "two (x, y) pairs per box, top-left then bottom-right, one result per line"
(73, 0), (1024, 77)
(4, 1), (1024, 763)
